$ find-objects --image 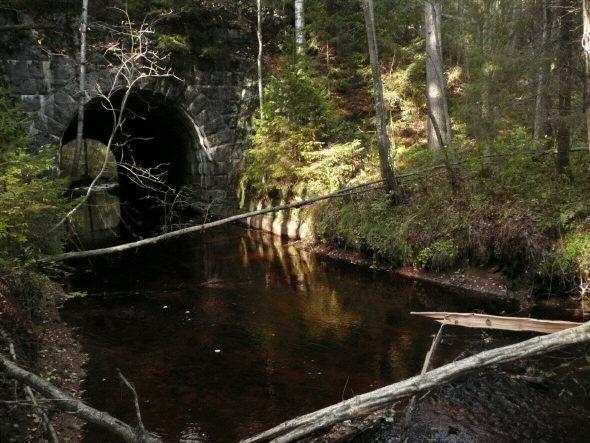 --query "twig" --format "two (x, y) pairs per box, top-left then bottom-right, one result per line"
(117, 369), (147, 436)
(6, 342), (59, 443)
